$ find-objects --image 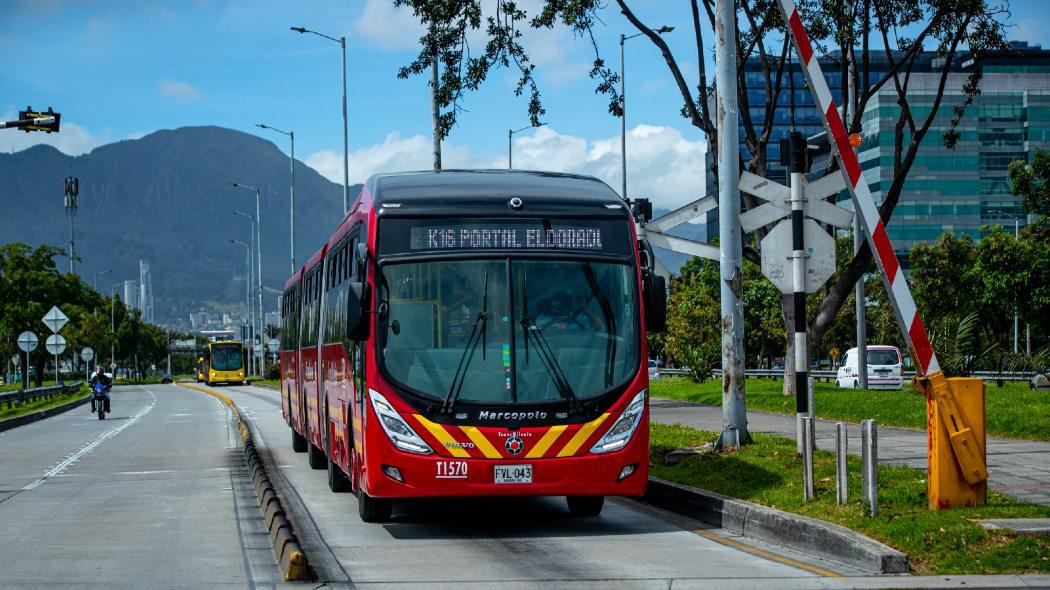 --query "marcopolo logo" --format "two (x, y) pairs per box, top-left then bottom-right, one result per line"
(477, 410), (549, 421)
